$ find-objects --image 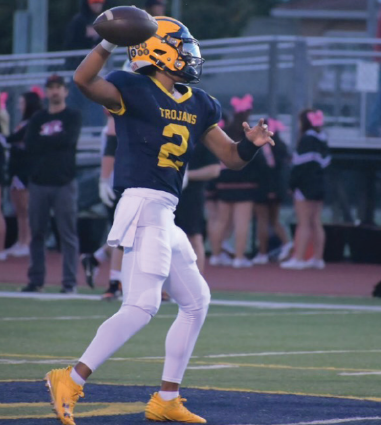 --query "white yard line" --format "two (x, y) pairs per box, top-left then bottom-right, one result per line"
(0, 311), (373, 322)
(1, 291), (381, 312)
(187, 365), (239, 370)
(339, 372), (381, 376)
(0, 315), (107, 321)
(266, 418), (381, 425)
(211, 299), (381, 312)
(2, 349), (381, 364)
(201, 349), (381, 359)
(0, 359), (76, 365)
(0, 292), (100, 300)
